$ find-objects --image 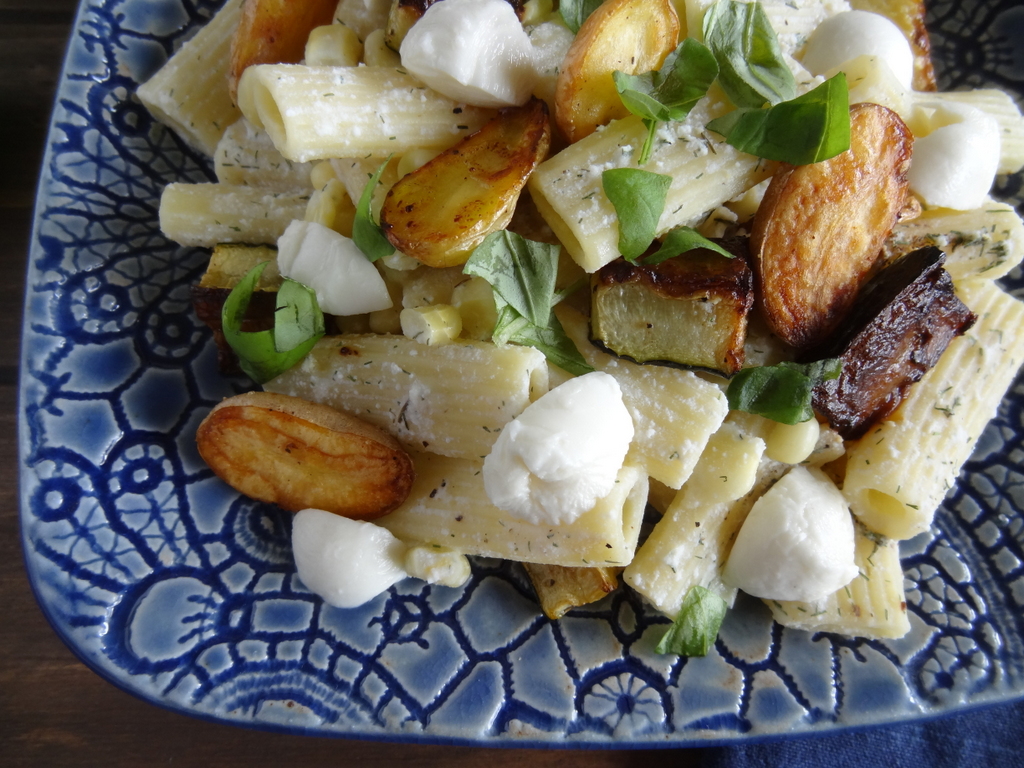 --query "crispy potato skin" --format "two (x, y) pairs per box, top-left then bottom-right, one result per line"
(750, 103), (914, 350)
(197, 392), (414, 519)
(554, 0), (679, 143)
(380, 98), (551, 267)
(228, 0), (338, 103)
